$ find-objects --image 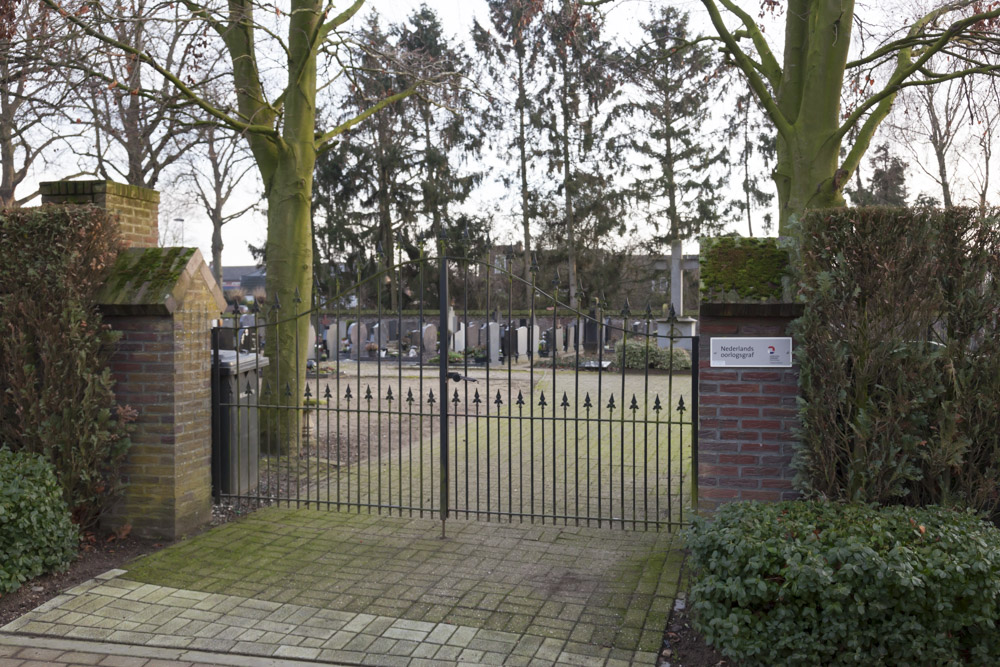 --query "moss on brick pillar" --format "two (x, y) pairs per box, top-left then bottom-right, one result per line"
(697, 238), (803, 513)
(40, 180), (160, 249)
